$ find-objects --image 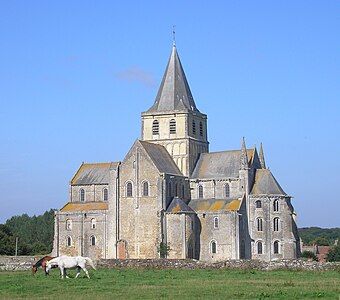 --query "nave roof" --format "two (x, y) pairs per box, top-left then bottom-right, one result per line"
(71, 162), (119, 185)
(191, 149), (255, 179)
